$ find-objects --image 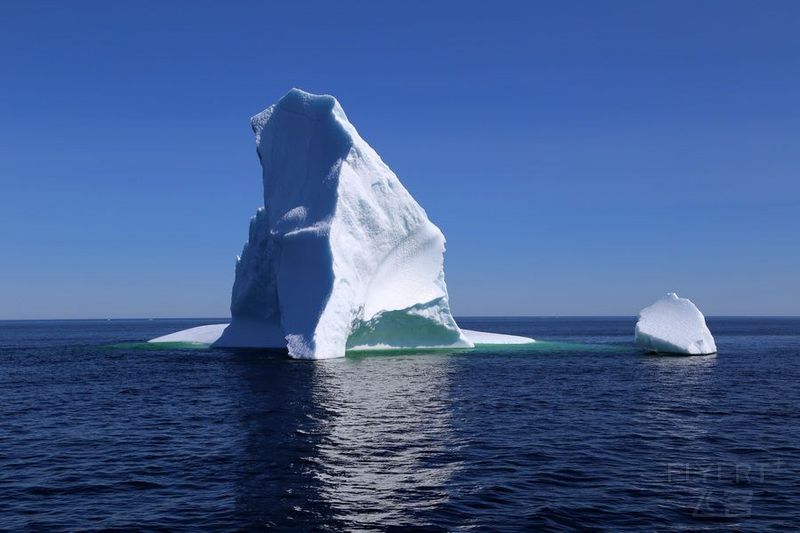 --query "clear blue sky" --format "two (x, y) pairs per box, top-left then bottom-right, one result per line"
(1, 0), (798, 318)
